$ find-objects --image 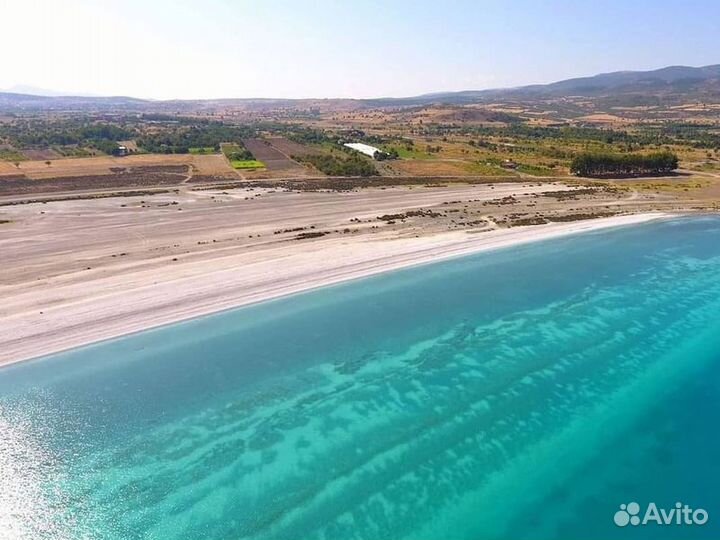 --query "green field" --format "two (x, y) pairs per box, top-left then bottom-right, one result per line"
(0, 149), (26, 162)
(53, 146), (95, 158)
(189, 147), (217, 155)
(517, 163), (561, 176)
(231, 159), (265, 169)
